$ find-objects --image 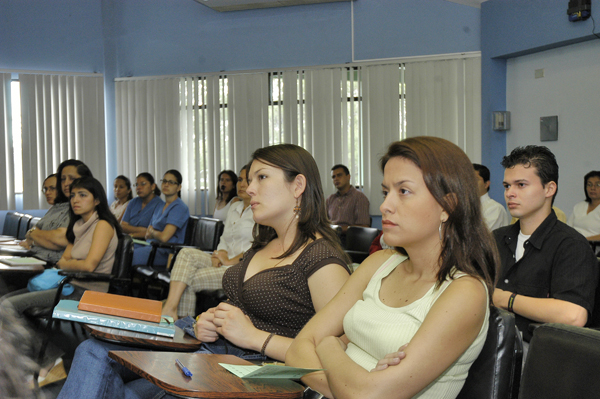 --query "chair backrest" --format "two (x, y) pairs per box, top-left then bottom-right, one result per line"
(192, 217), (224, 252)
(345, 226), (380, 253)
(589, 258), (600, 328)
(107, 234), (135, 296)
(519, 323), (600, 399)
(3, 211), (22, 237)
(183, 216), (200, 246)
(456, 306), (522, 399)
(17, 214), (33, 240)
